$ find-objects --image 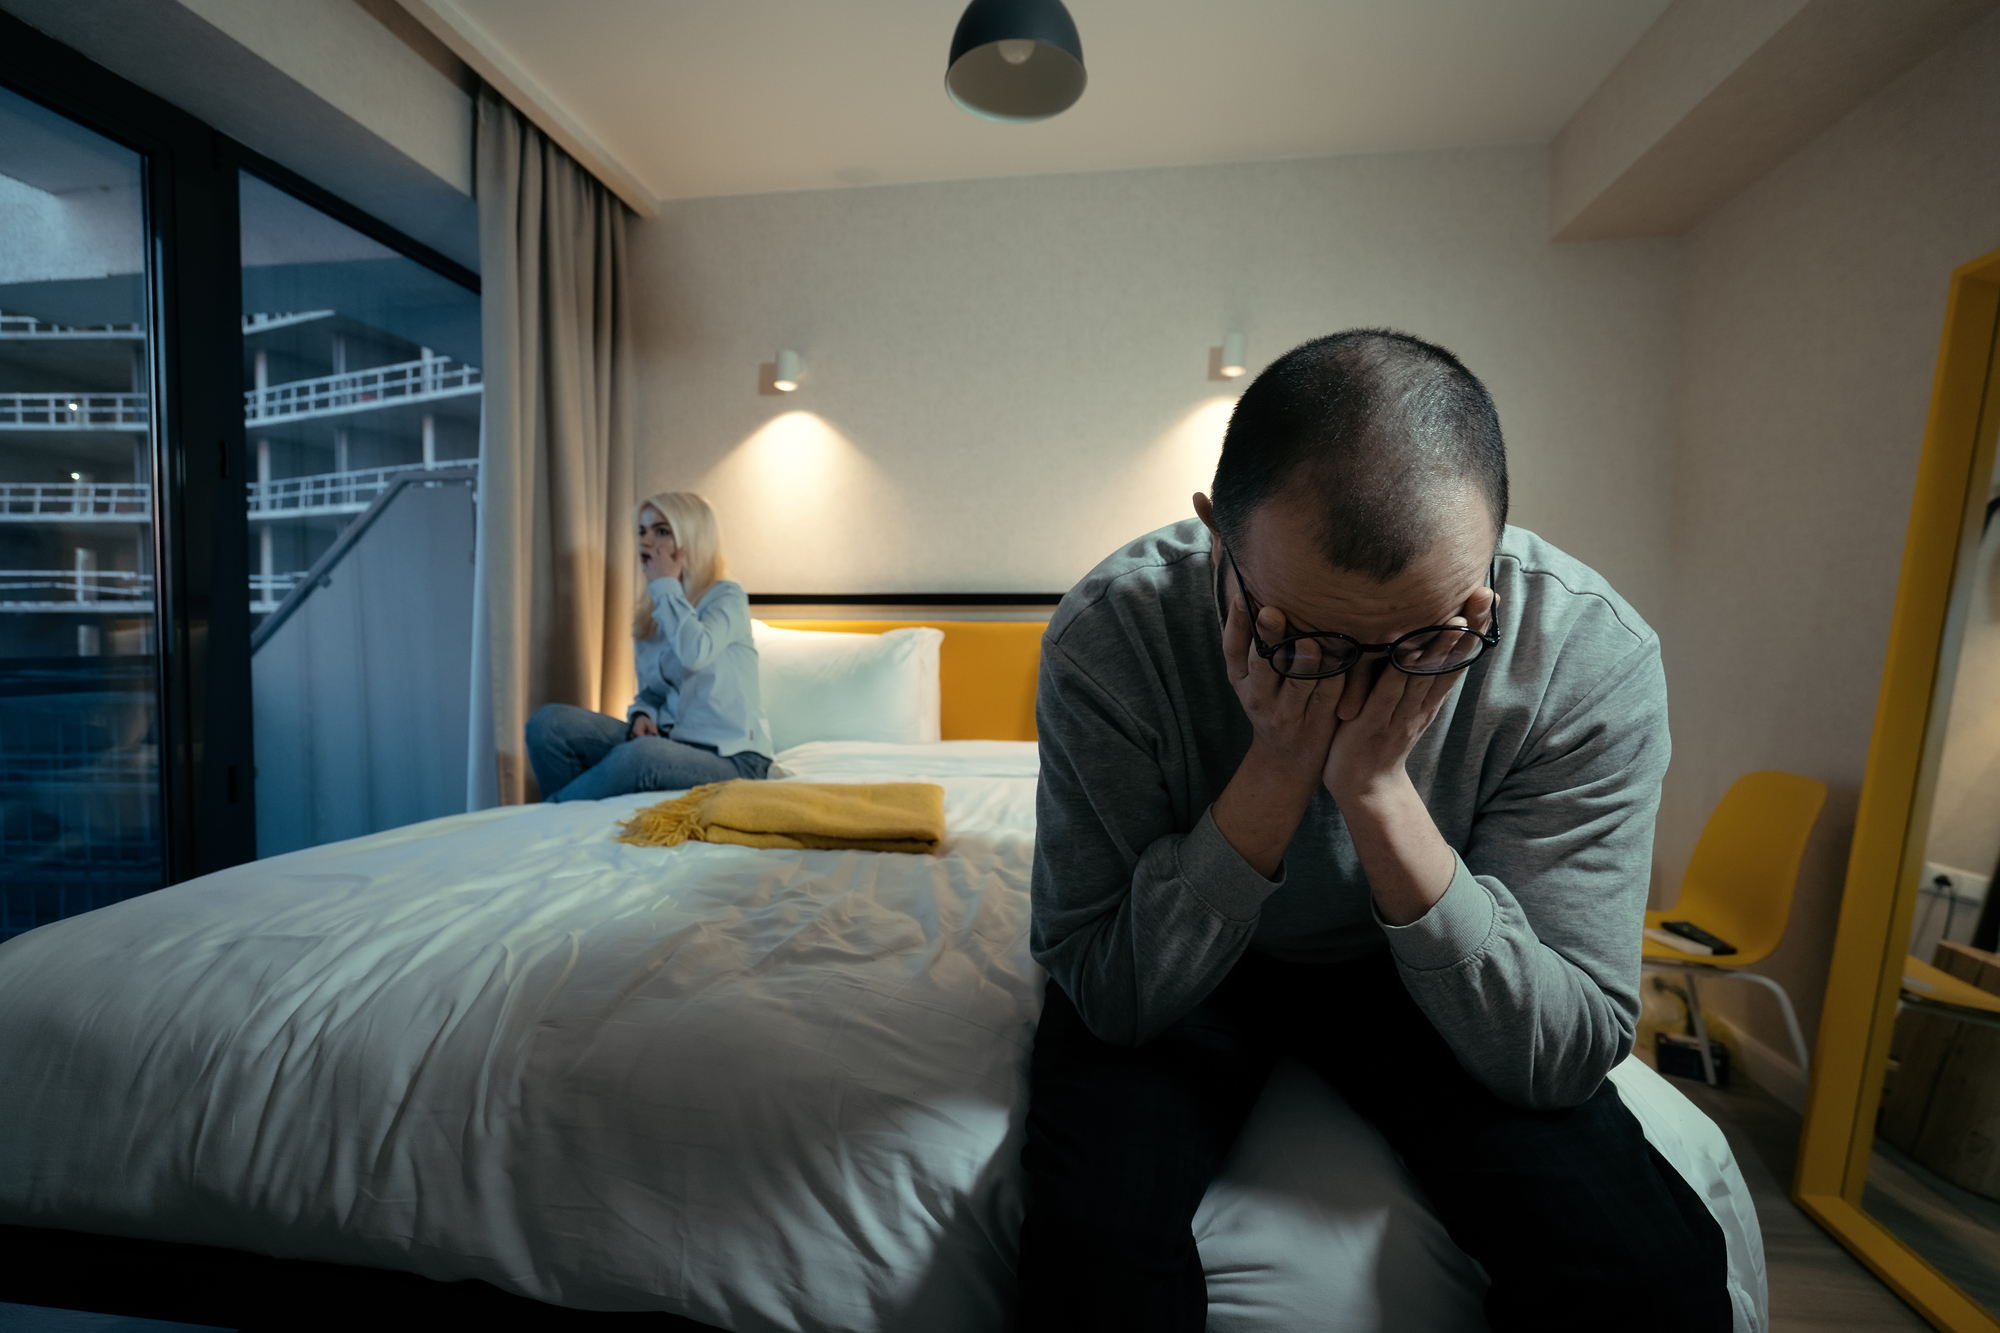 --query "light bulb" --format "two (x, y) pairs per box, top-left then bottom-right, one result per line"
(997, 39), (1035, 65)
(70, 471), (81, 480)
(66, 400), (80, 412)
